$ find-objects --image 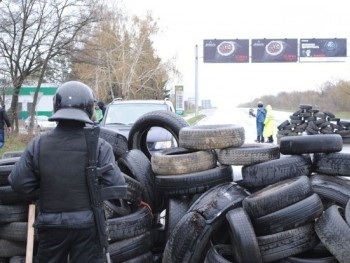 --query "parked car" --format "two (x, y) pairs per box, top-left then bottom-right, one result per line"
(100, 98), (177, 153)
(24, 115), (57, 131)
